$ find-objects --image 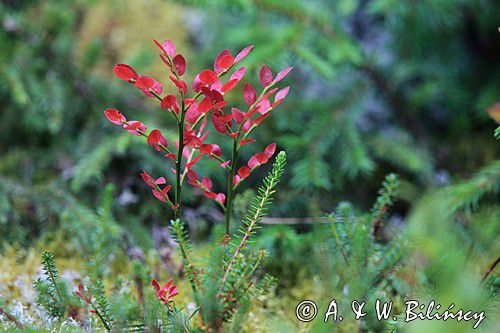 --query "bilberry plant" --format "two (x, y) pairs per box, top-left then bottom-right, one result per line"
(105, 39), (291, 234)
